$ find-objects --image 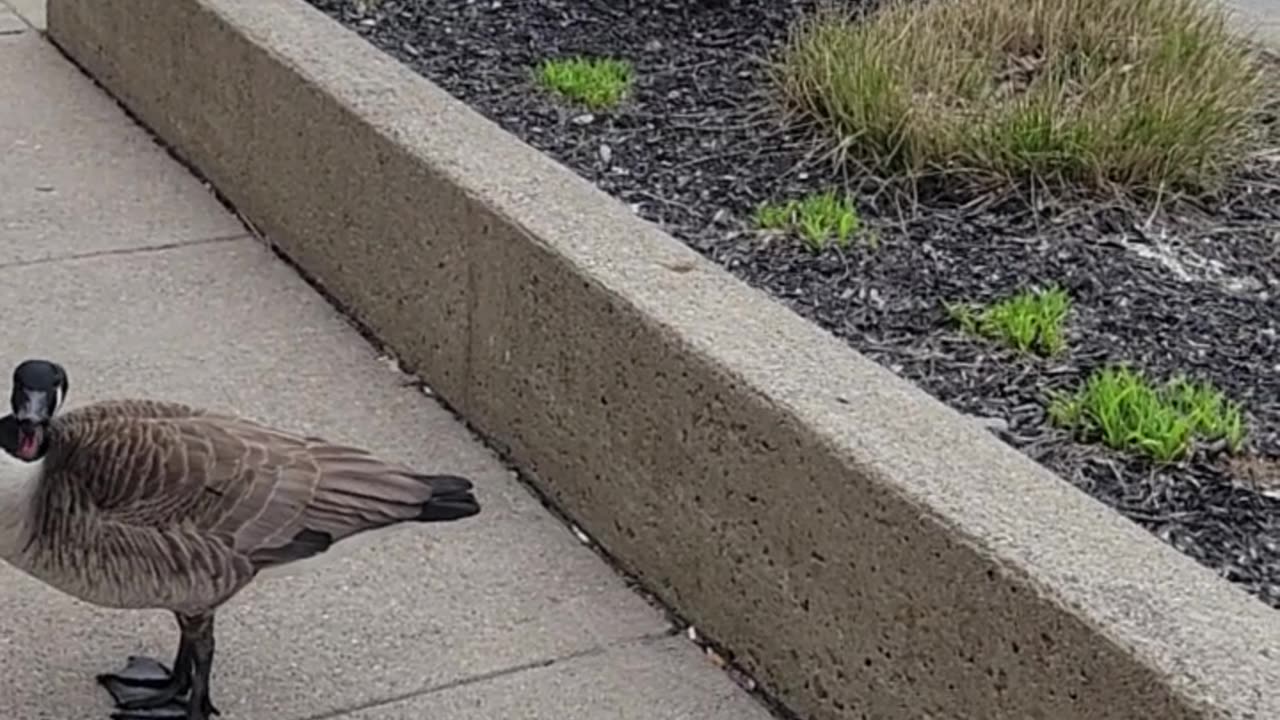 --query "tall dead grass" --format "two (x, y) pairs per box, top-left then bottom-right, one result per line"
(773, 0), (1267, 195)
